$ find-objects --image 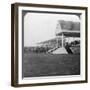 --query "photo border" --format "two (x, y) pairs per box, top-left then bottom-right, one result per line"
(11, 3), (88, 87)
